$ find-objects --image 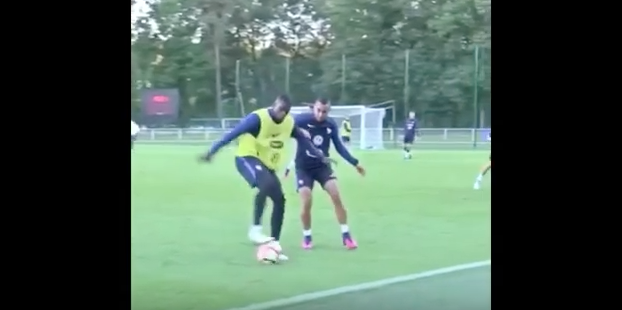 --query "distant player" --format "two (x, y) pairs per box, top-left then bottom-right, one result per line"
(340, 117), (352, 147)
(200, 95), (327, 260)
(284, 98), (365, 250)
(473, 131), (491, 189)
(403, 111), (418, 159)
(131, 120), (140, 149)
